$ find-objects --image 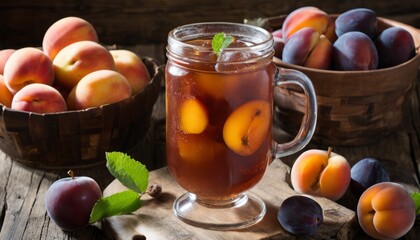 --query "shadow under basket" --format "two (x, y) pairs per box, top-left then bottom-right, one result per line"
(0, 57), (162, 169)
(268, 16), (420, 146)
